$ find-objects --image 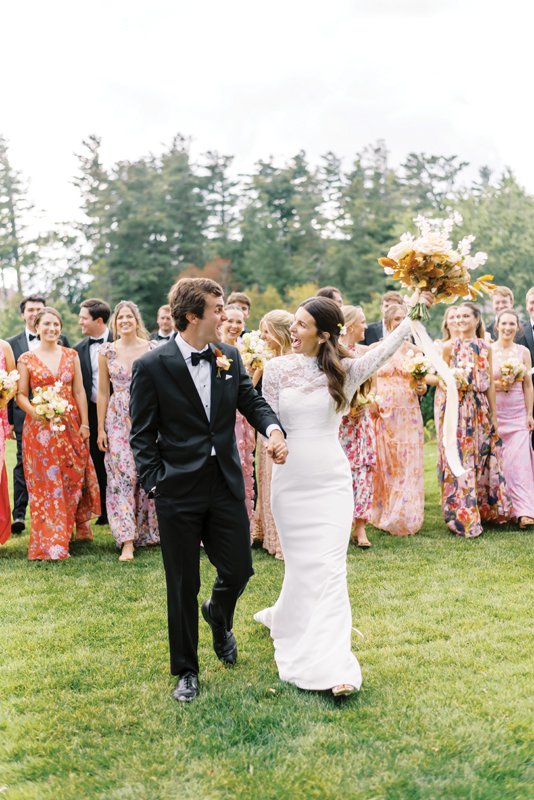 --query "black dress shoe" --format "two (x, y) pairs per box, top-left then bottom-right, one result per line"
(172, 671), (198, 702)
(201, 600), (238, 665)
(95, 516), (108, 526)
(11, 519), (25, 534)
